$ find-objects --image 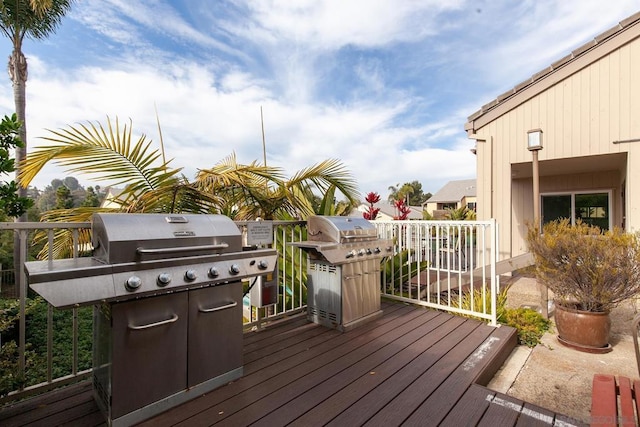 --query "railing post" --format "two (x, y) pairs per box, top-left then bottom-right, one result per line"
(490, 218), (498, 326)
(18, 229), (28, 390)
